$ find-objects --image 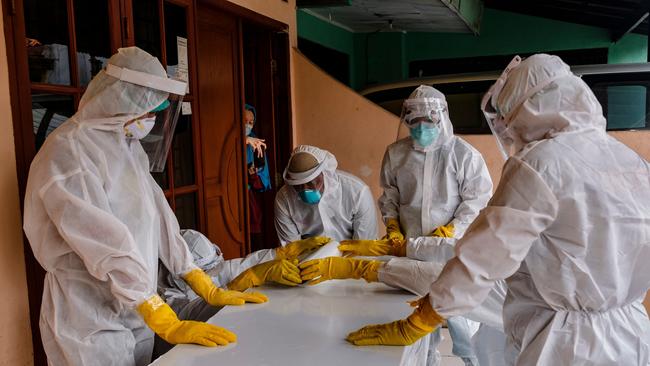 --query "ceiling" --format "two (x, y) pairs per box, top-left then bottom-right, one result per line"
(300, 0), (477, 33)
(298, 0), (650, 41)
(484, 0), (648, 41)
